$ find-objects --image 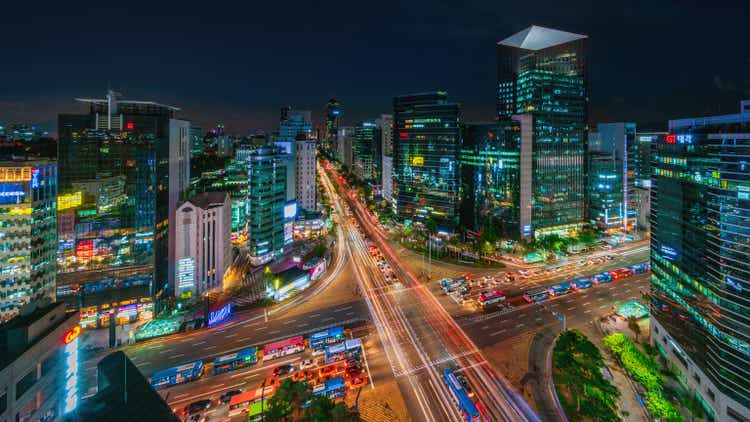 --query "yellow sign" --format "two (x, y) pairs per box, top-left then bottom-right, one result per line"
(57, 192), (83, 211)
(0, 167), (32, 182)
(412, 156), (424, 166)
